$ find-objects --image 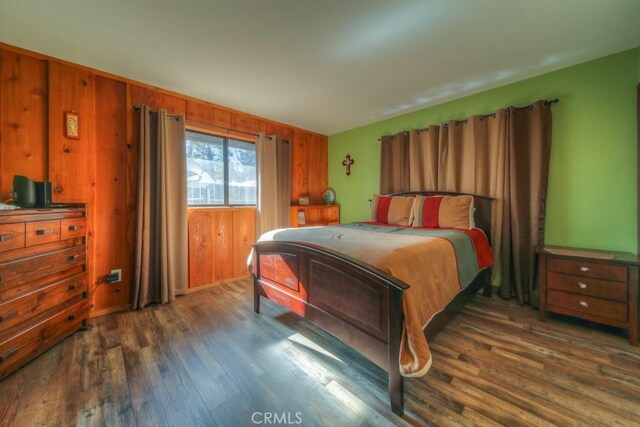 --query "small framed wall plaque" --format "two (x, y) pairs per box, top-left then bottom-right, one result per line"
(65, 112), (79, 139)
(298, 196), (310, 206)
